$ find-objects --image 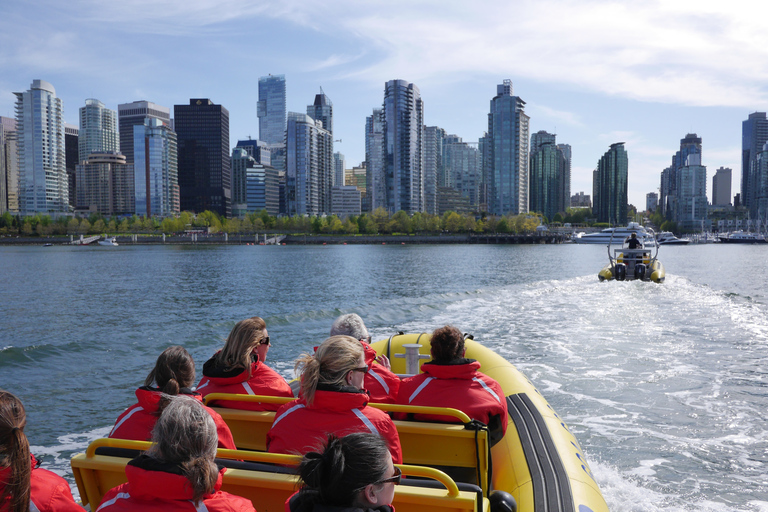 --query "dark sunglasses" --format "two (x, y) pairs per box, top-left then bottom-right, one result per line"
(258, 336), (271, 346)
(360, 335), (372, 344)
(349, 366), (369, 374)
(373, 466), (402, 486)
